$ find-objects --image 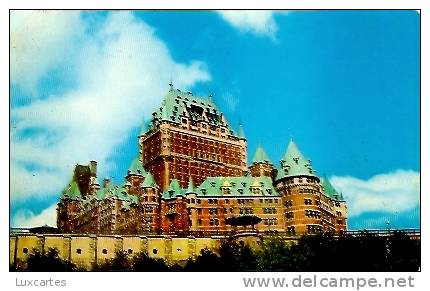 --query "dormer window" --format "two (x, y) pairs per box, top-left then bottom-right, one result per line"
(251, 187), (261, 195)
(222, 188), (231, 195)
